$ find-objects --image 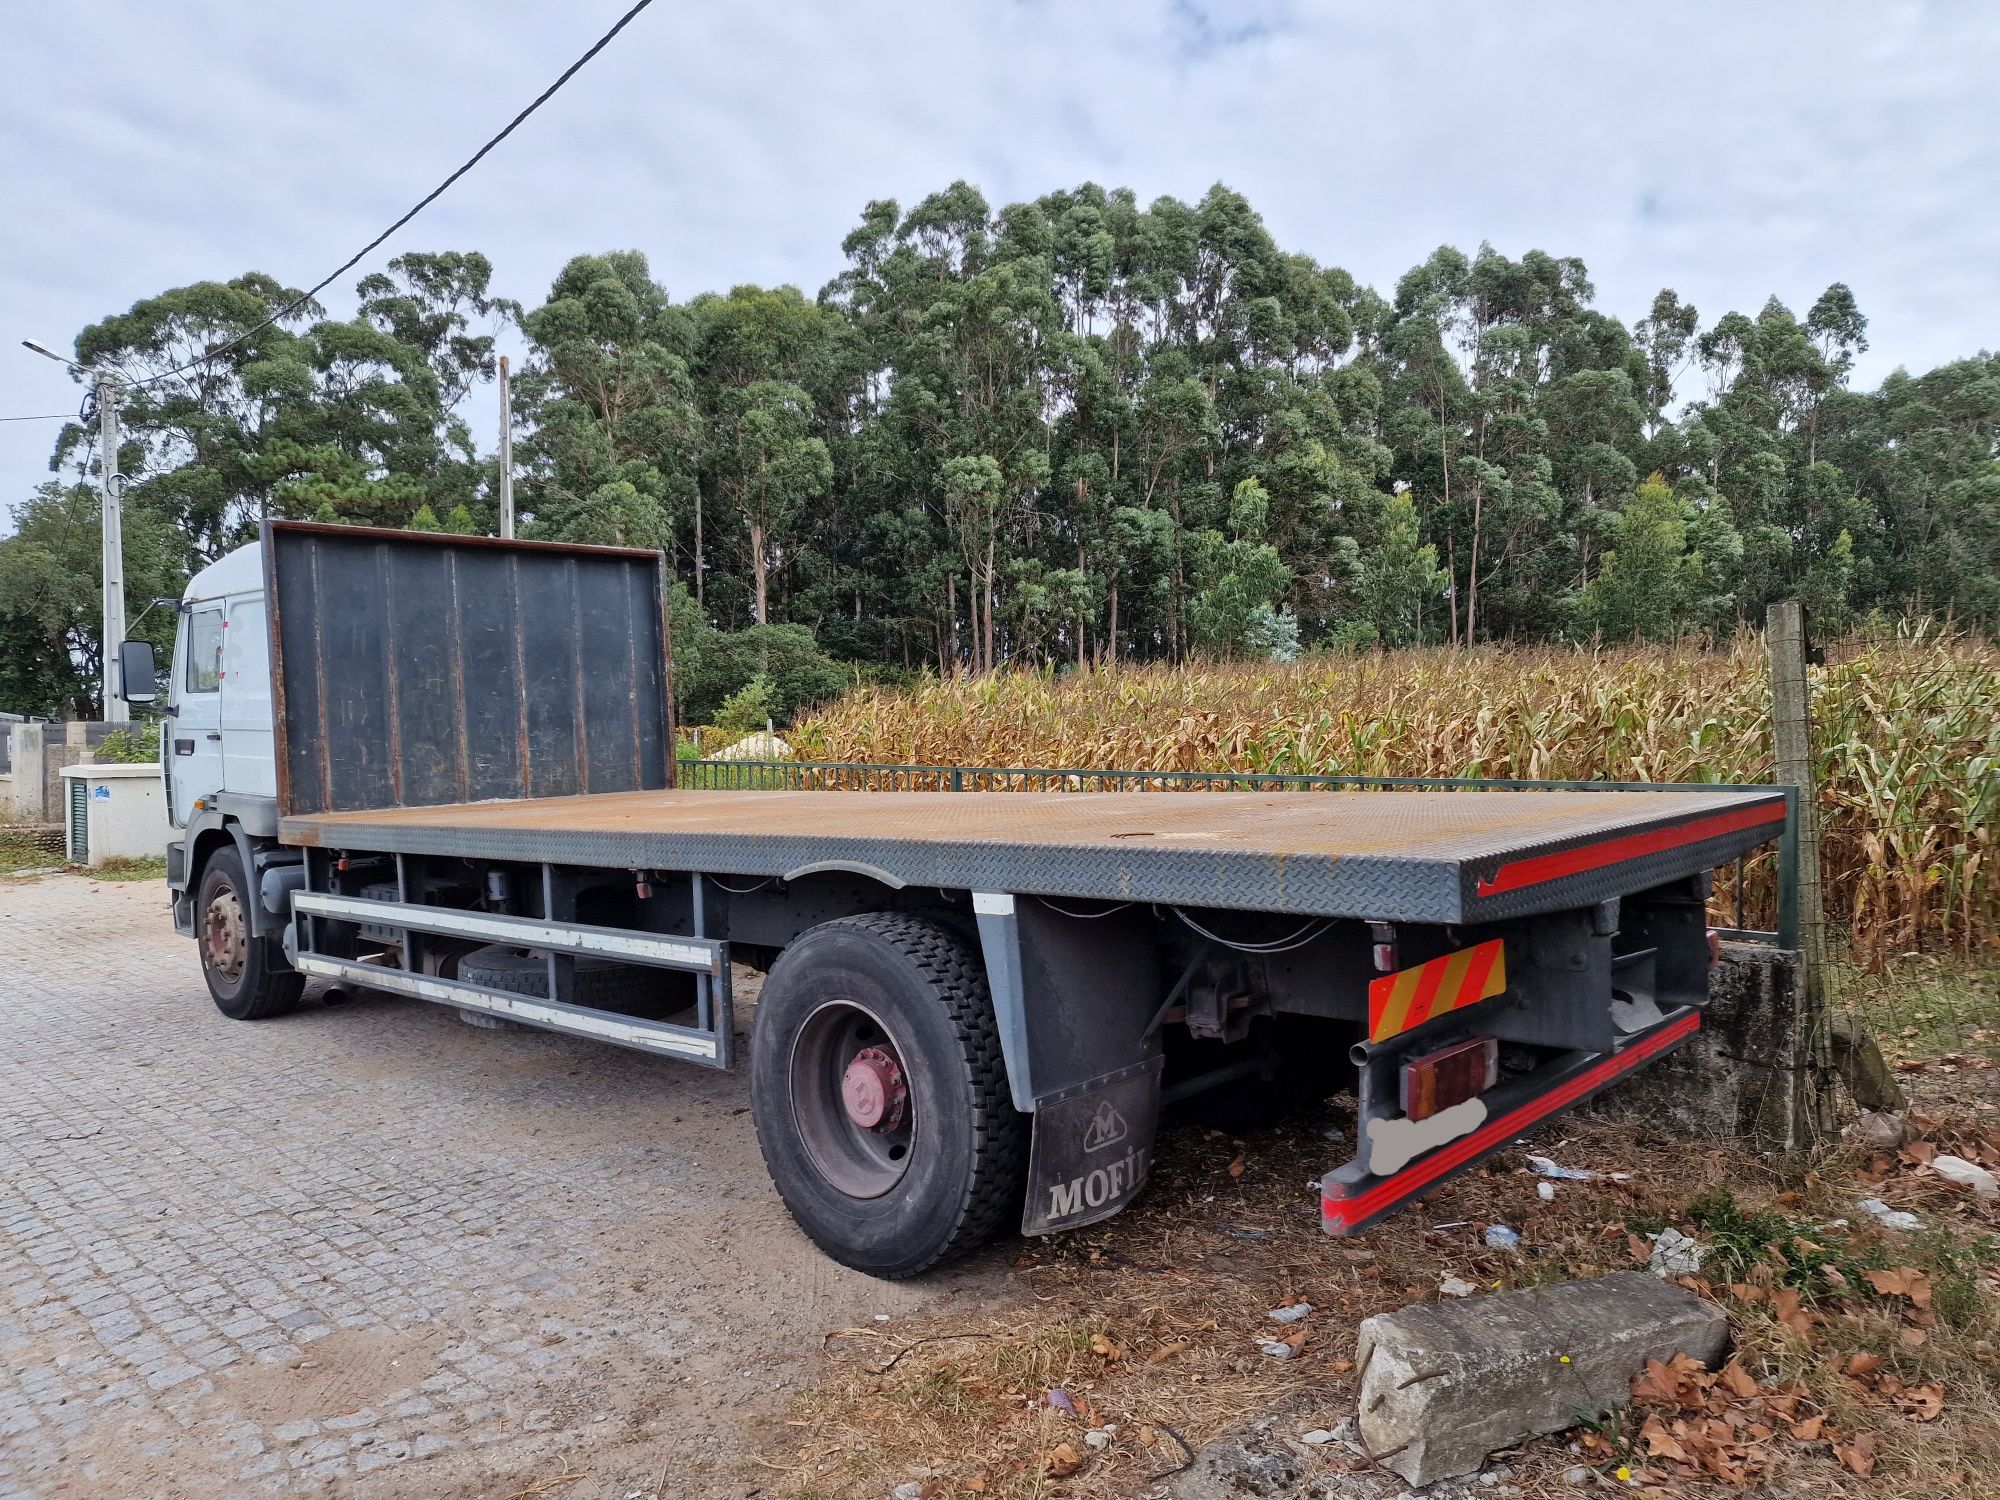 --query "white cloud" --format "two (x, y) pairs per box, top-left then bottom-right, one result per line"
(3, 0), (1995, 523)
